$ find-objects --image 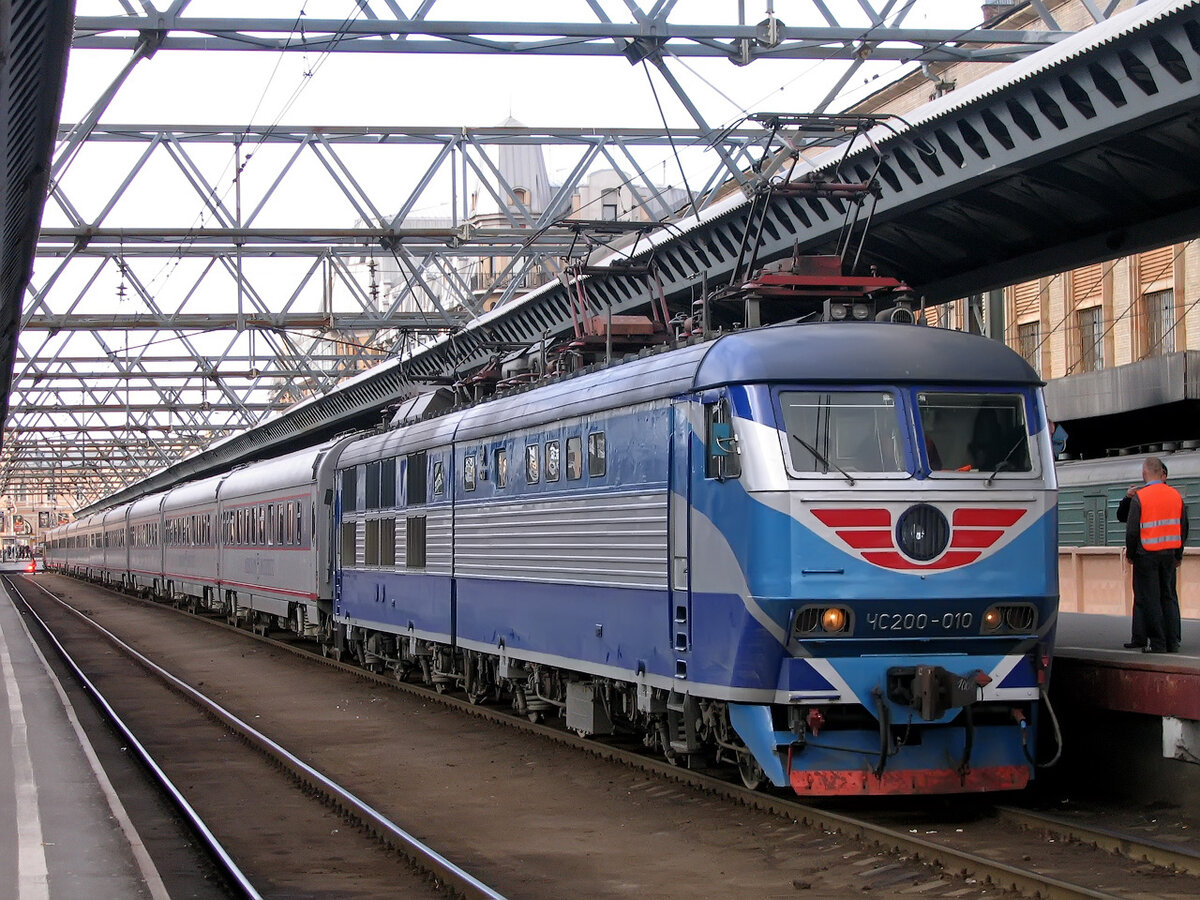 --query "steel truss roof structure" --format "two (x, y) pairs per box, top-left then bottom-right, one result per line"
(4, 1), (1129, 507)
